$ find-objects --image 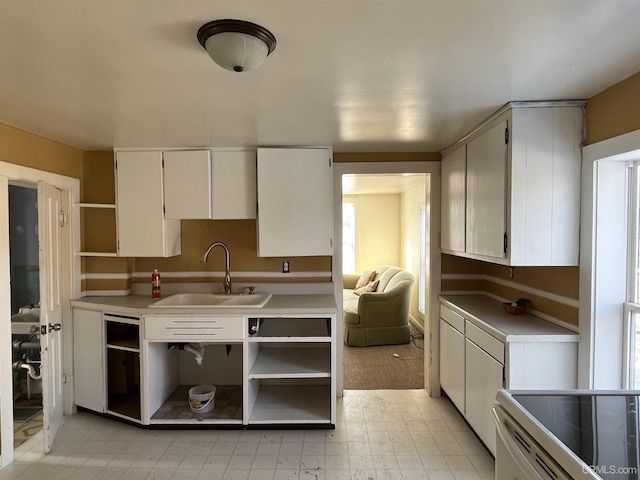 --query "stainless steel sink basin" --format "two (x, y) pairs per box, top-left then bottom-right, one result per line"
(149, 292), (272, 308)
